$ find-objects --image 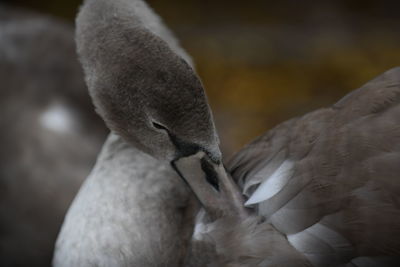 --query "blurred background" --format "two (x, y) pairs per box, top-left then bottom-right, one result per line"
(0, 0), (400, 266)
(3, 0), (400, 156)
